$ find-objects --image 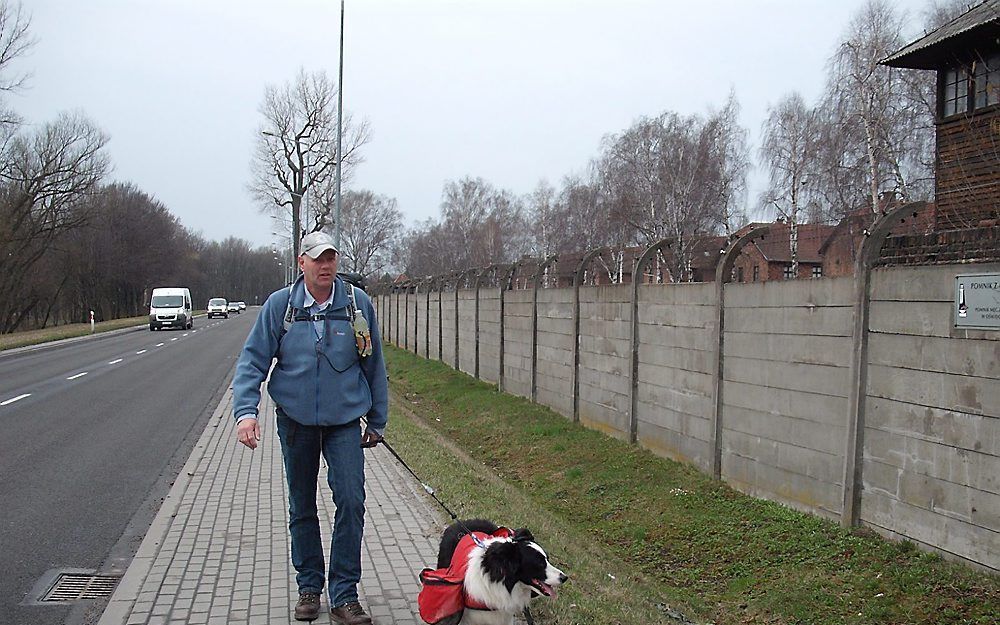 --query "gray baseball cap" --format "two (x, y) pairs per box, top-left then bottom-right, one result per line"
(300, 231), (339, 259)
